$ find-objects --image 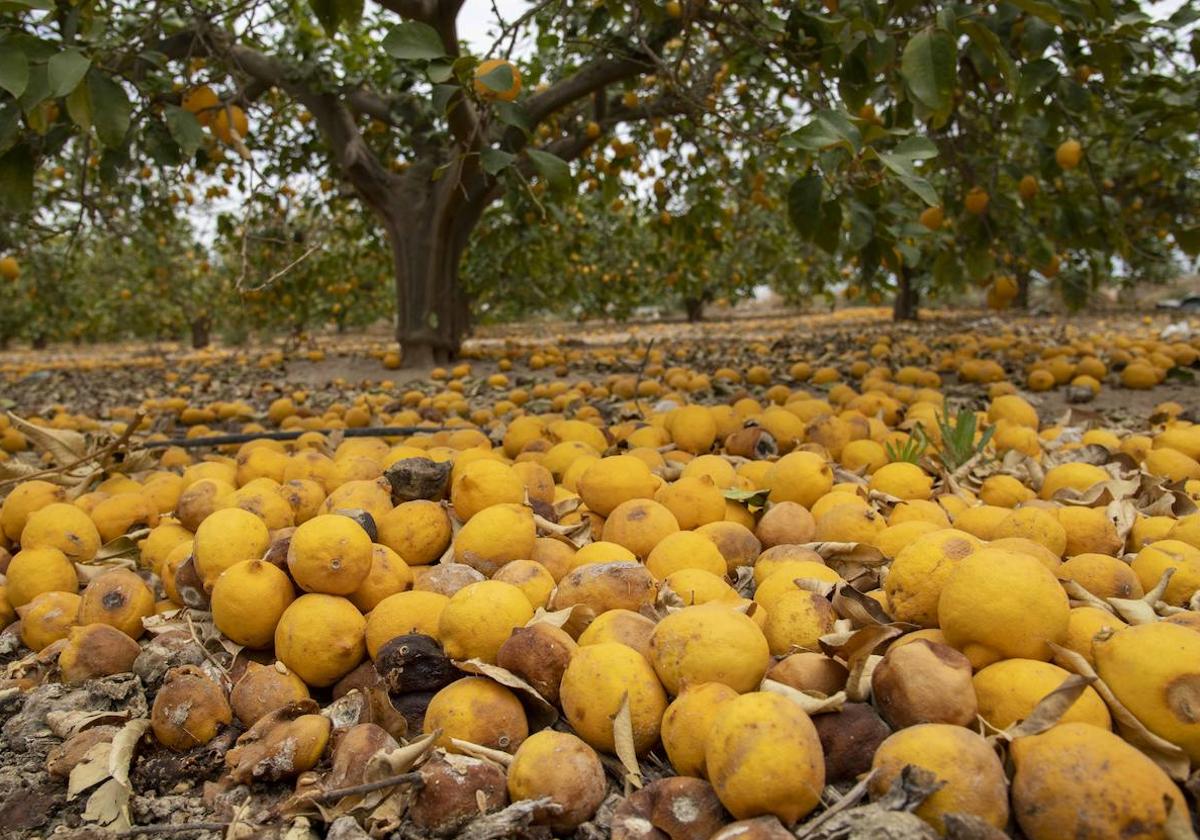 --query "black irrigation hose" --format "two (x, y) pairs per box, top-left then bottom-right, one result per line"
(137, 426), (454, 449)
